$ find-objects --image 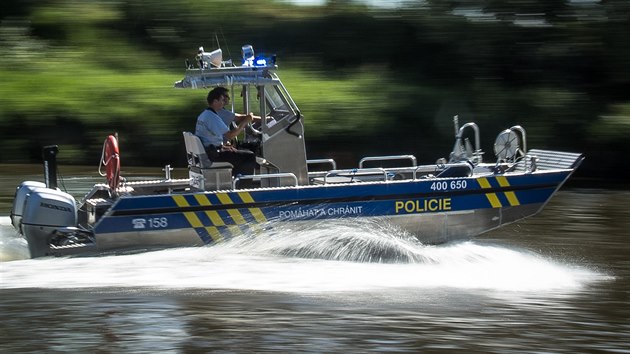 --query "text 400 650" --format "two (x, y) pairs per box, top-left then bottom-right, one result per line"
(430, 180), (467, 191)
